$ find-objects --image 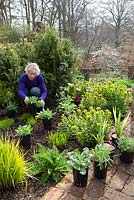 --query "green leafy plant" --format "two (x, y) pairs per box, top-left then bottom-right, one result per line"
(118, 136), (134, 152)
(91, 144), (113, 170)
(67, 147), (92, 175)
(19, 113), (33, 122)
(113, 107), (130, 138)
(0, 137), (31, 189)
(16, 125), (33, 136)
(92, 120), (111, 144)
(18, 113), (37, 126)
(27, 117), (37, 126)
(36, 108), (54, 120)
(76, 107), (112, 148)
(48, 132), (67, 149)
(7, 101), (17, 111)
(28, 96), (40, 105)
(0, 118), (14, 131)
(33, 28), (77, 99)
(36, 100), (44, 108)
(58, 95), (77, 115)
(31, 145), (69, 183)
